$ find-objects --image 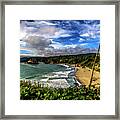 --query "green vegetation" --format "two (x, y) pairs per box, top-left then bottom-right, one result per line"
(20, 81), (100, 100)
(20, 53), (100, 100)
(21, 53), (100, 71)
